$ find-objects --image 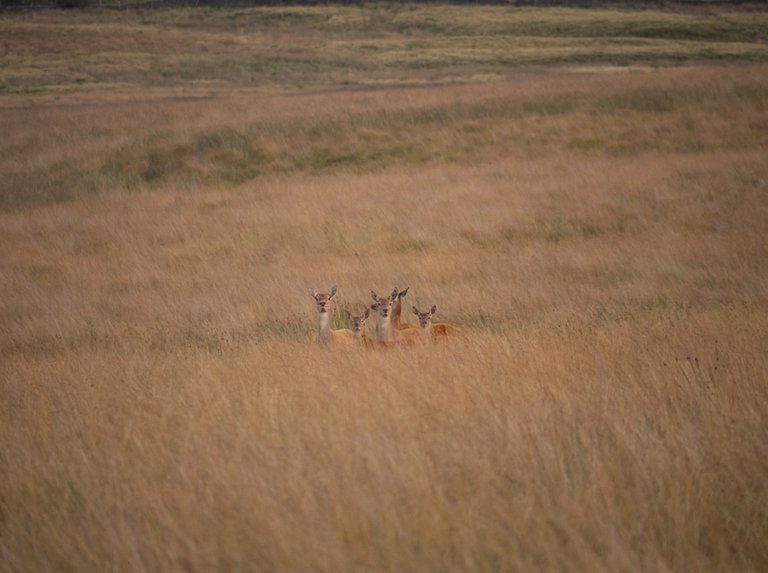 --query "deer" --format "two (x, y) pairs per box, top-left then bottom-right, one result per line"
(391, 287), (419, 332)
(370, 289), (420, 346)
(309, 285), (353, 346)
(344, 308), (375, 348)
(412, 305), (469, 342)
